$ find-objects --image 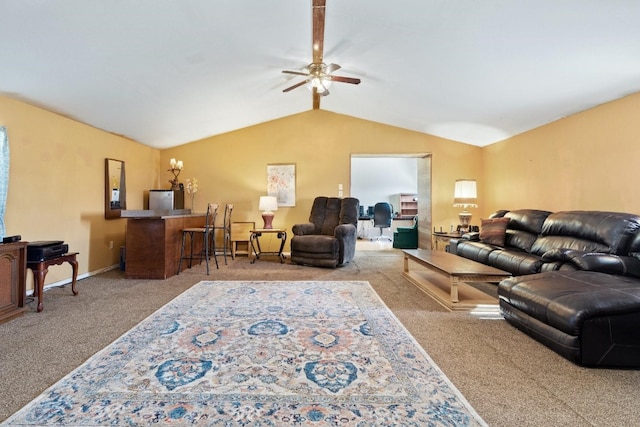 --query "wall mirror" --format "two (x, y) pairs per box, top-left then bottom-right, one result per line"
(105, 158), (126, 219)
